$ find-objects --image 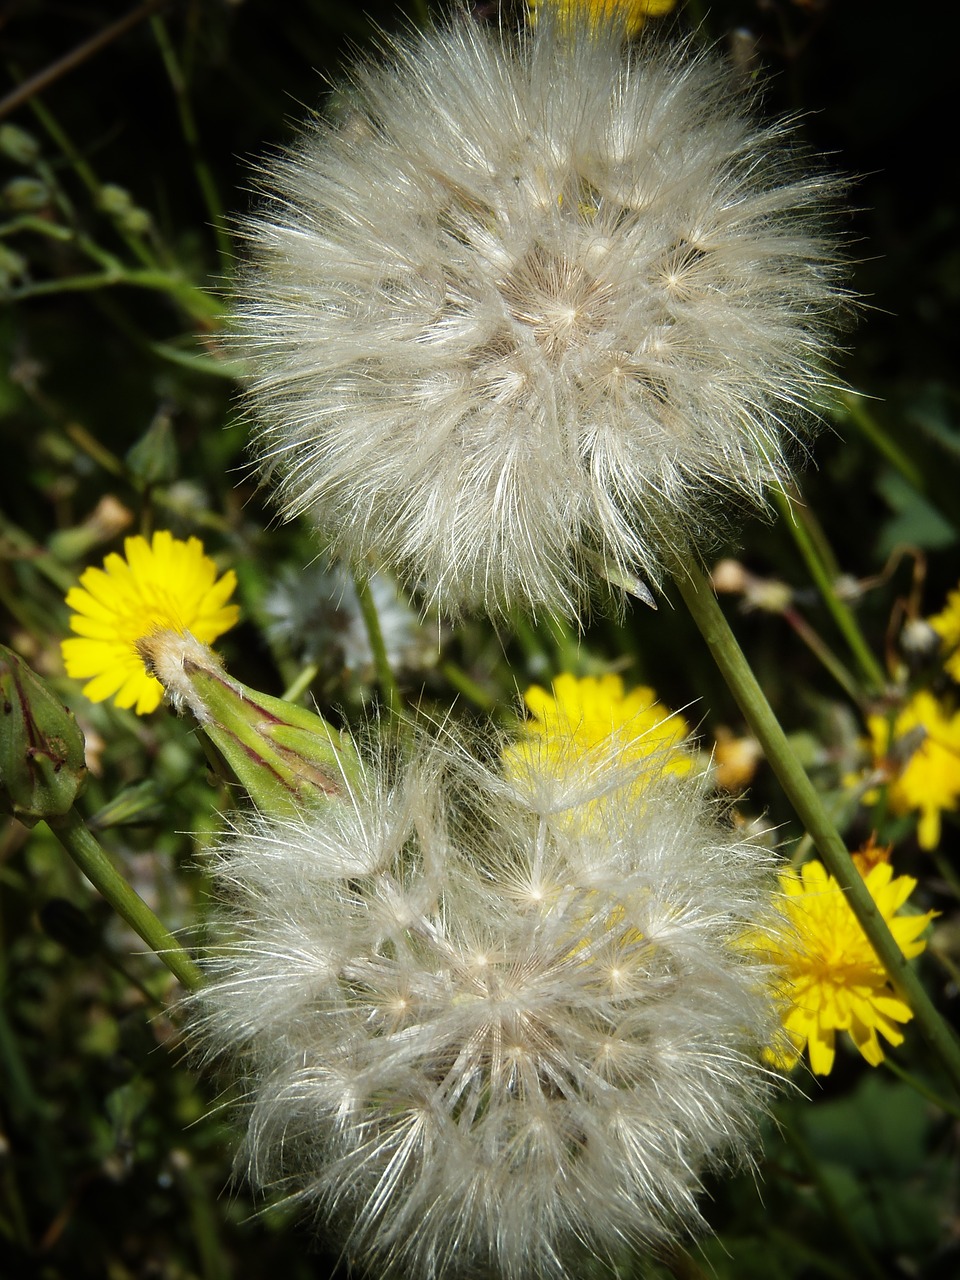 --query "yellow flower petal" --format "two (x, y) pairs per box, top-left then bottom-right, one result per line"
(866, 690), (960, 851)
(505, 672), (694, 789)
(751, 858), (936, 1076)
